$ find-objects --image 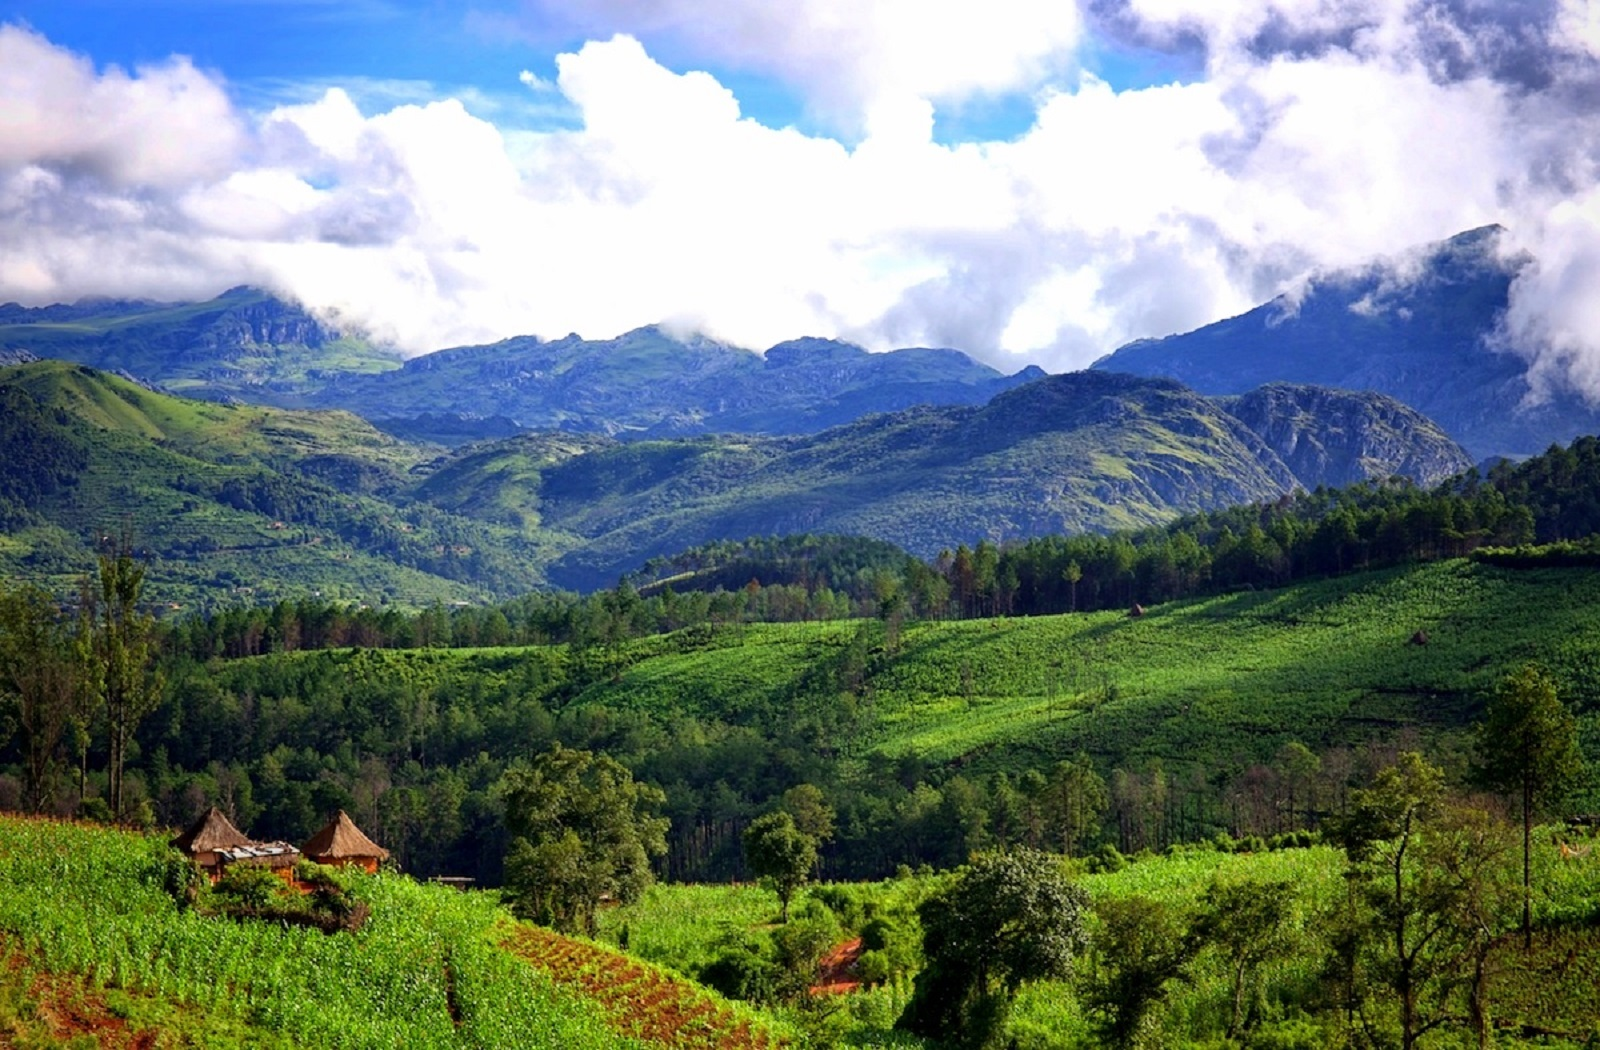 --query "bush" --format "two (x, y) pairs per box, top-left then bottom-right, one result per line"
(700, 947), (777, 1003)
(857, 949), (893, 985)
(1084, 843), (1127, 874)
(810, 884), (868, 928)
(212, 864), (290, 911)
